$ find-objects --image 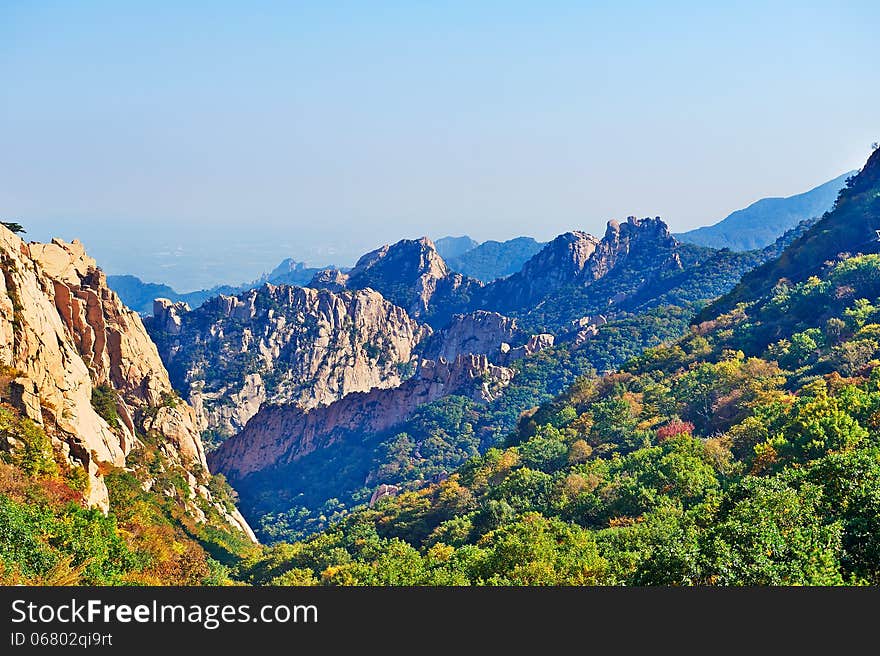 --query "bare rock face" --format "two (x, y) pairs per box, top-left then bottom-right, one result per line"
(9, 377), (43, 424)
(0, 227), (254, 540)
(369, 483), (400, 507)
(30, 242), (208, 474)
(209, 353), (513, 482)
(0, 233), (125, 508)
(567, 315), (609, 346)
(430, 310), (523, 361)
(326, 237), (484, 328)
(152, 298), (190, 335)
(499, 332), (555, 364)
(307, 268), (349, 292)
(584, 216), (677, 281)
(475, 231), (600, 313)
(147, 284), (431, 439)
